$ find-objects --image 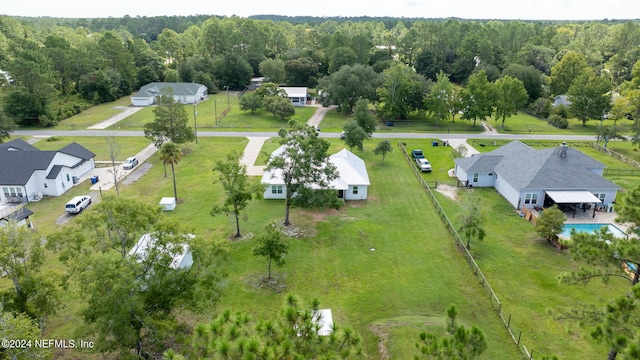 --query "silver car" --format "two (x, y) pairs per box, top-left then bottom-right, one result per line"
(123, 157), (138, 170)
(416, 158), (432, 172)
